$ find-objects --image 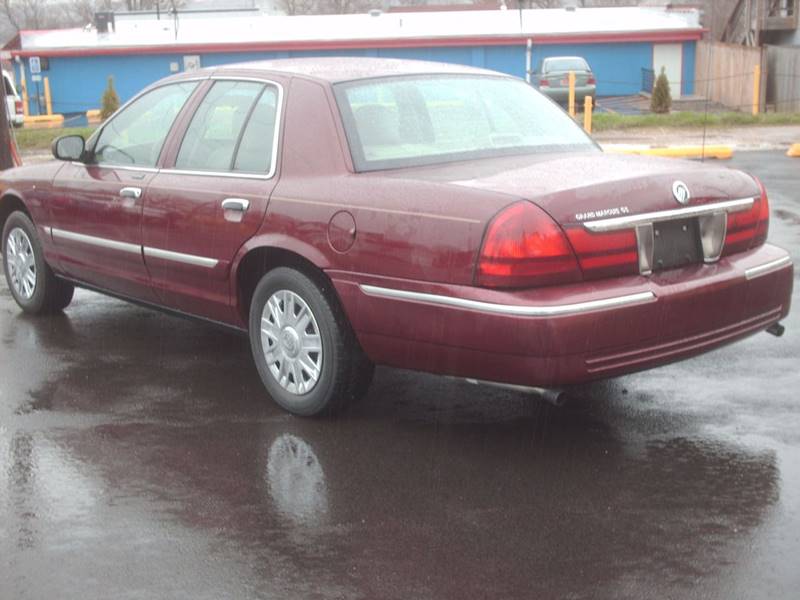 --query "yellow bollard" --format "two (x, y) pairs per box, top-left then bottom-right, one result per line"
(568, 71), (576, 118)
(44, 76), (52, 116)
(19, 68), (29, 117)
(752, 64), (761, 116)
(788, 144), (800, 157)
(583, 95), (593, 134)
